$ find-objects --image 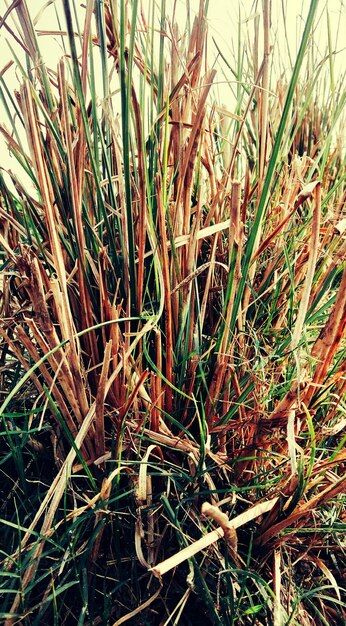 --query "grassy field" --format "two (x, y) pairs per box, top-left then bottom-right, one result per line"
(0, 0), (345, 624)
